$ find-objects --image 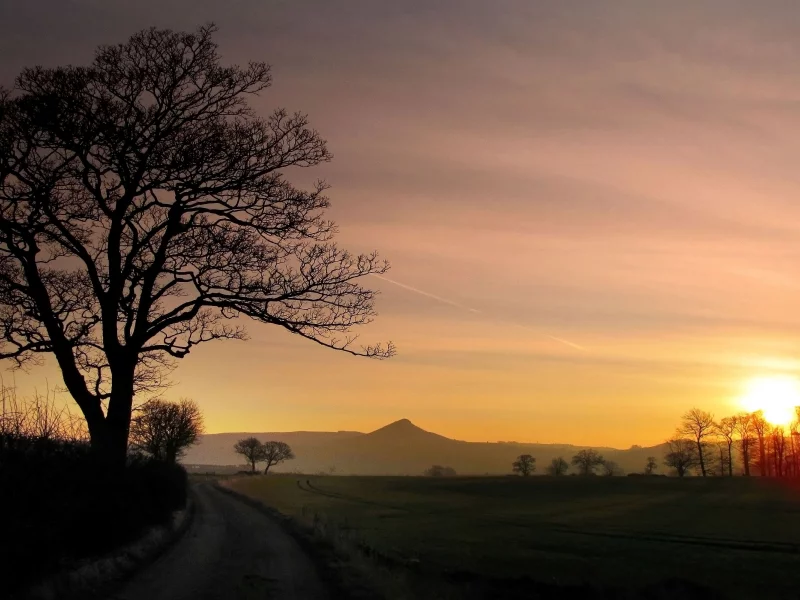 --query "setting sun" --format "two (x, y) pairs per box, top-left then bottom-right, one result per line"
(739, 376), (800, 427)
